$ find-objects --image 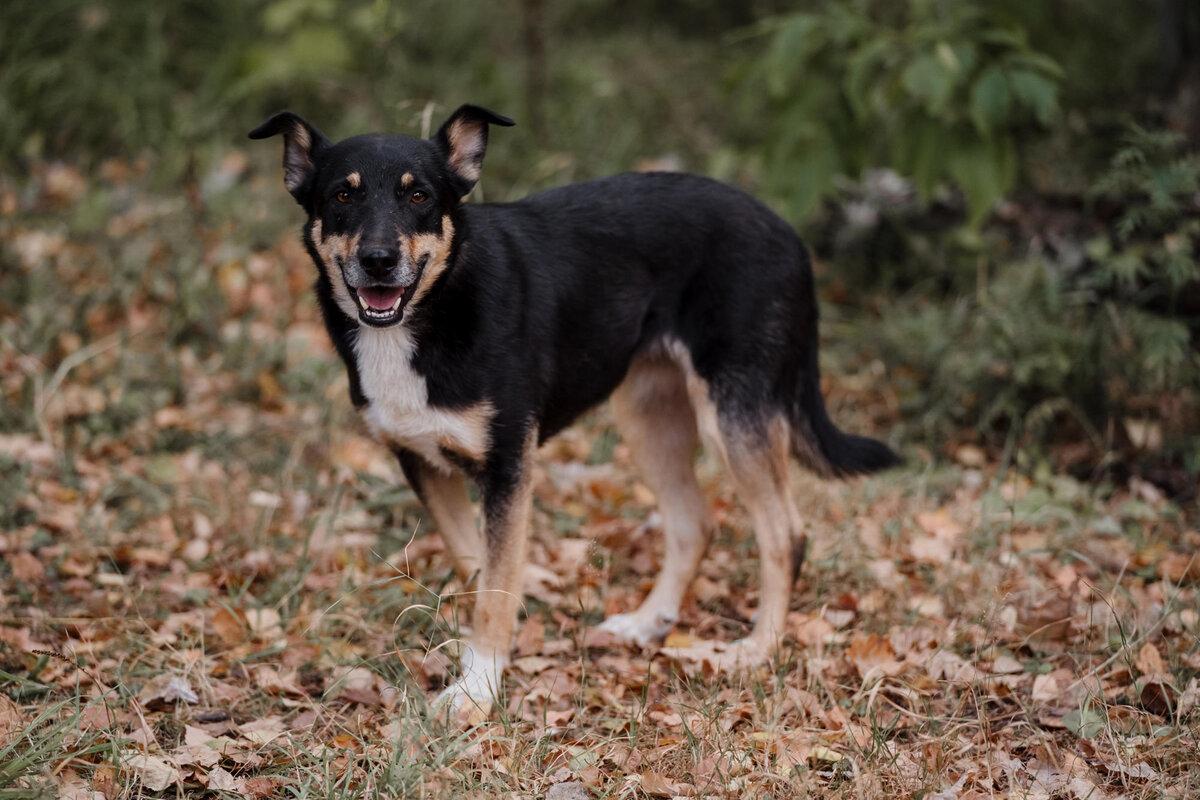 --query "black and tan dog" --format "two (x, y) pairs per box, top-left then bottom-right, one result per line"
(250, 105), (899, 708)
